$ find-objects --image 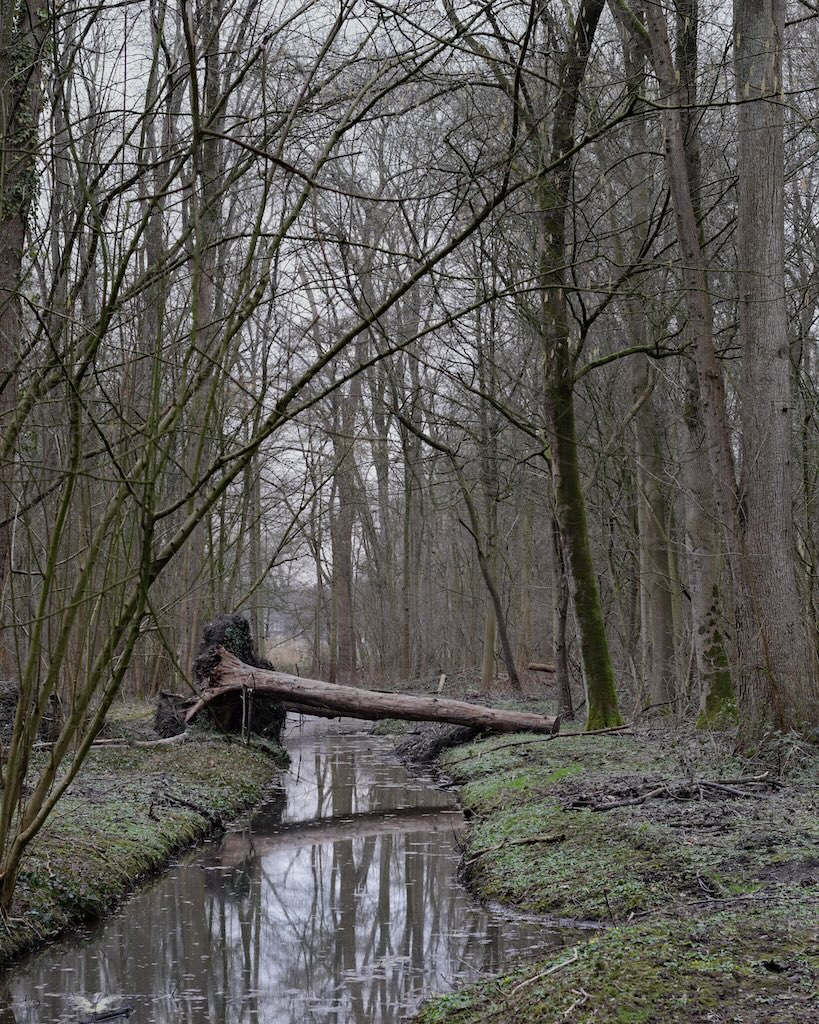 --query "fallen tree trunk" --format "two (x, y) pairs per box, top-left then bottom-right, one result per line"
(187, 648), (561, 735)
